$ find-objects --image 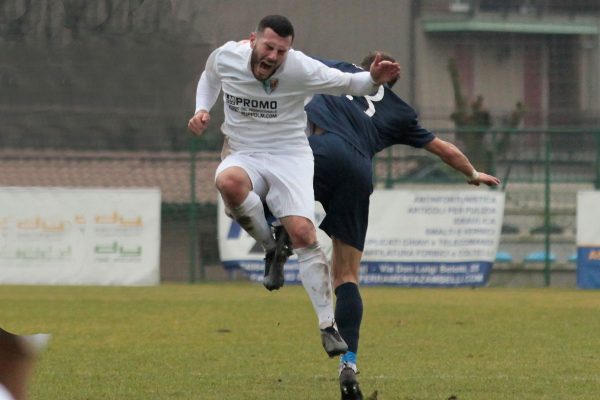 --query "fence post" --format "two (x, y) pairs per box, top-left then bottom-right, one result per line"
(188, 137), (199, 283)
(595, 130), (600, 190)
(543, 131), (551, 287)
(385, 147), (394, 189)
(490, 129), (498, 182)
